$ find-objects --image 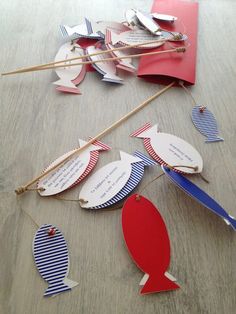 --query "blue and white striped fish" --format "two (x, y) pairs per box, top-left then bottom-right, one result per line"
(93, 151), (156, 209)
(191, 105), (224, 143)
(33, 224), (78, 297)
(79, 151), (156, 209)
